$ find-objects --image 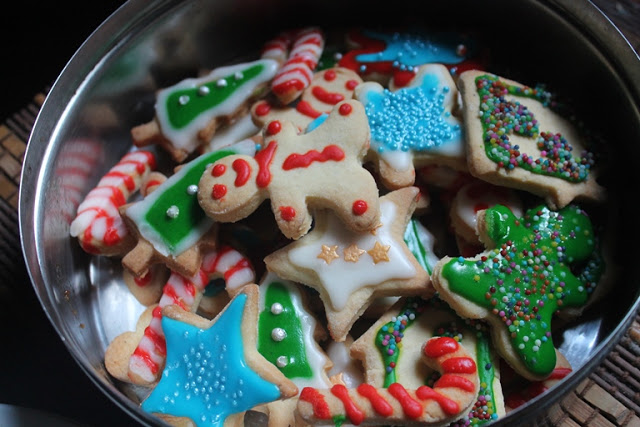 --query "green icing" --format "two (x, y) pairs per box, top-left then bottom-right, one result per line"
(404, 218), (433, 275)
(474, 74), (595, 182)
(375, 297), (426, 387)
(441, 204), (596, 377)
(258, 281), (313, 379)
(142, 149), (234, 252)
(166, 63), (265, 129)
